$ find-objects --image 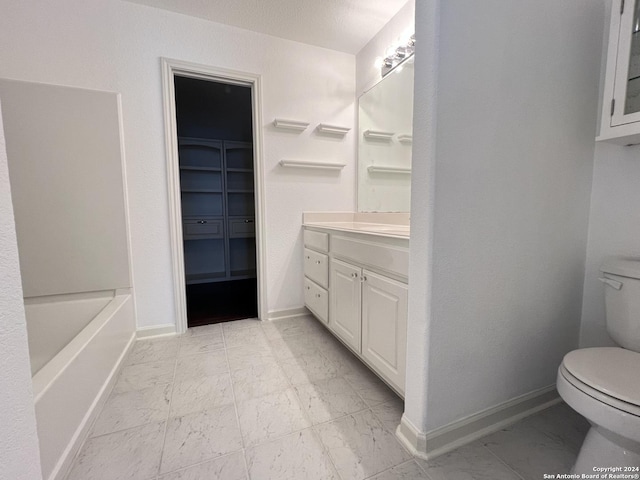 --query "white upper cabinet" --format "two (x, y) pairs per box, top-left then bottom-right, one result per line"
(599, 0), (640, 144)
